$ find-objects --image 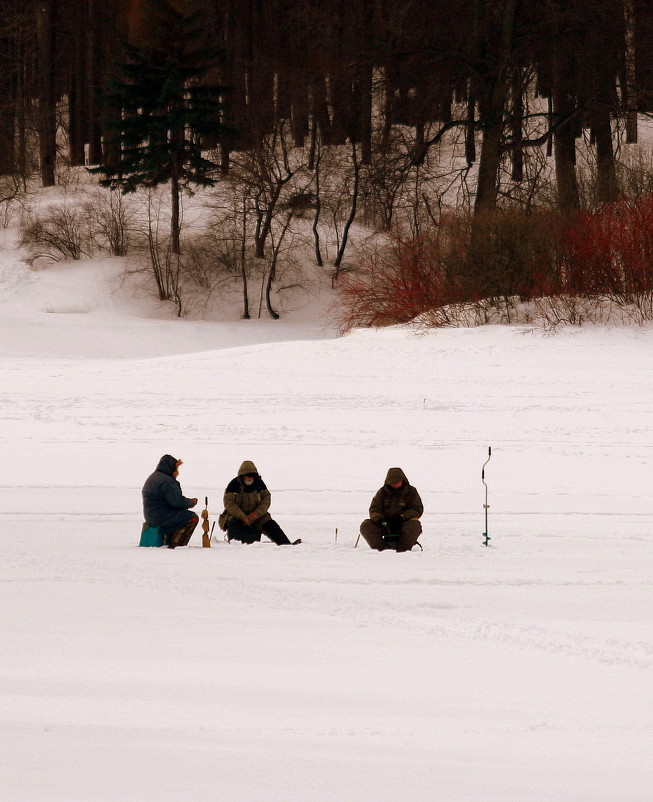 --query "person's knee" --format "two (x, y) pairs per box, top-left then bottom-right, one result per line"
(397, 520), (421, 551)
(360, 520), (384, 550)
(403, 520), (421, 537)
(360, 518), (381, 535)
